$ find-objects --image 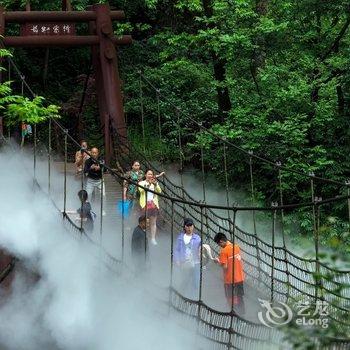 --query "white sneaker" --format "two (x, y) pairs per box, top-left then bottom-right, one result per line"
(151, 238), (158, 246)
